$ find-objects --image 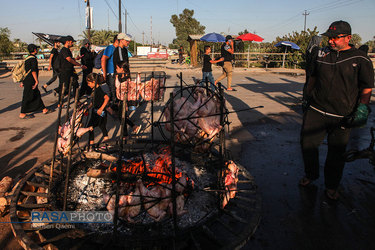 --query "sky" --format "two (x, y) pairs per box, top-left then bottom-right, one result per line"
(1, 0), (374, 45)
